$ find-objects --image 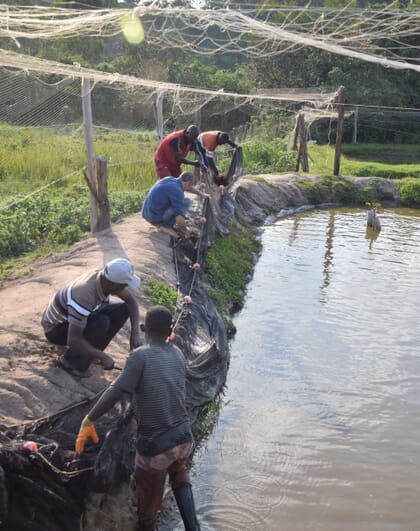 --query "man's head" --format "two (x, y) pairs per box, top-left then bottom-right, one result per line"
(102, 258), (141, 292)
(179, 171), (195, 191)
(185, 124), (200, 142)
(144, 305), (173, 339)
(217, 132), (230, 145)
